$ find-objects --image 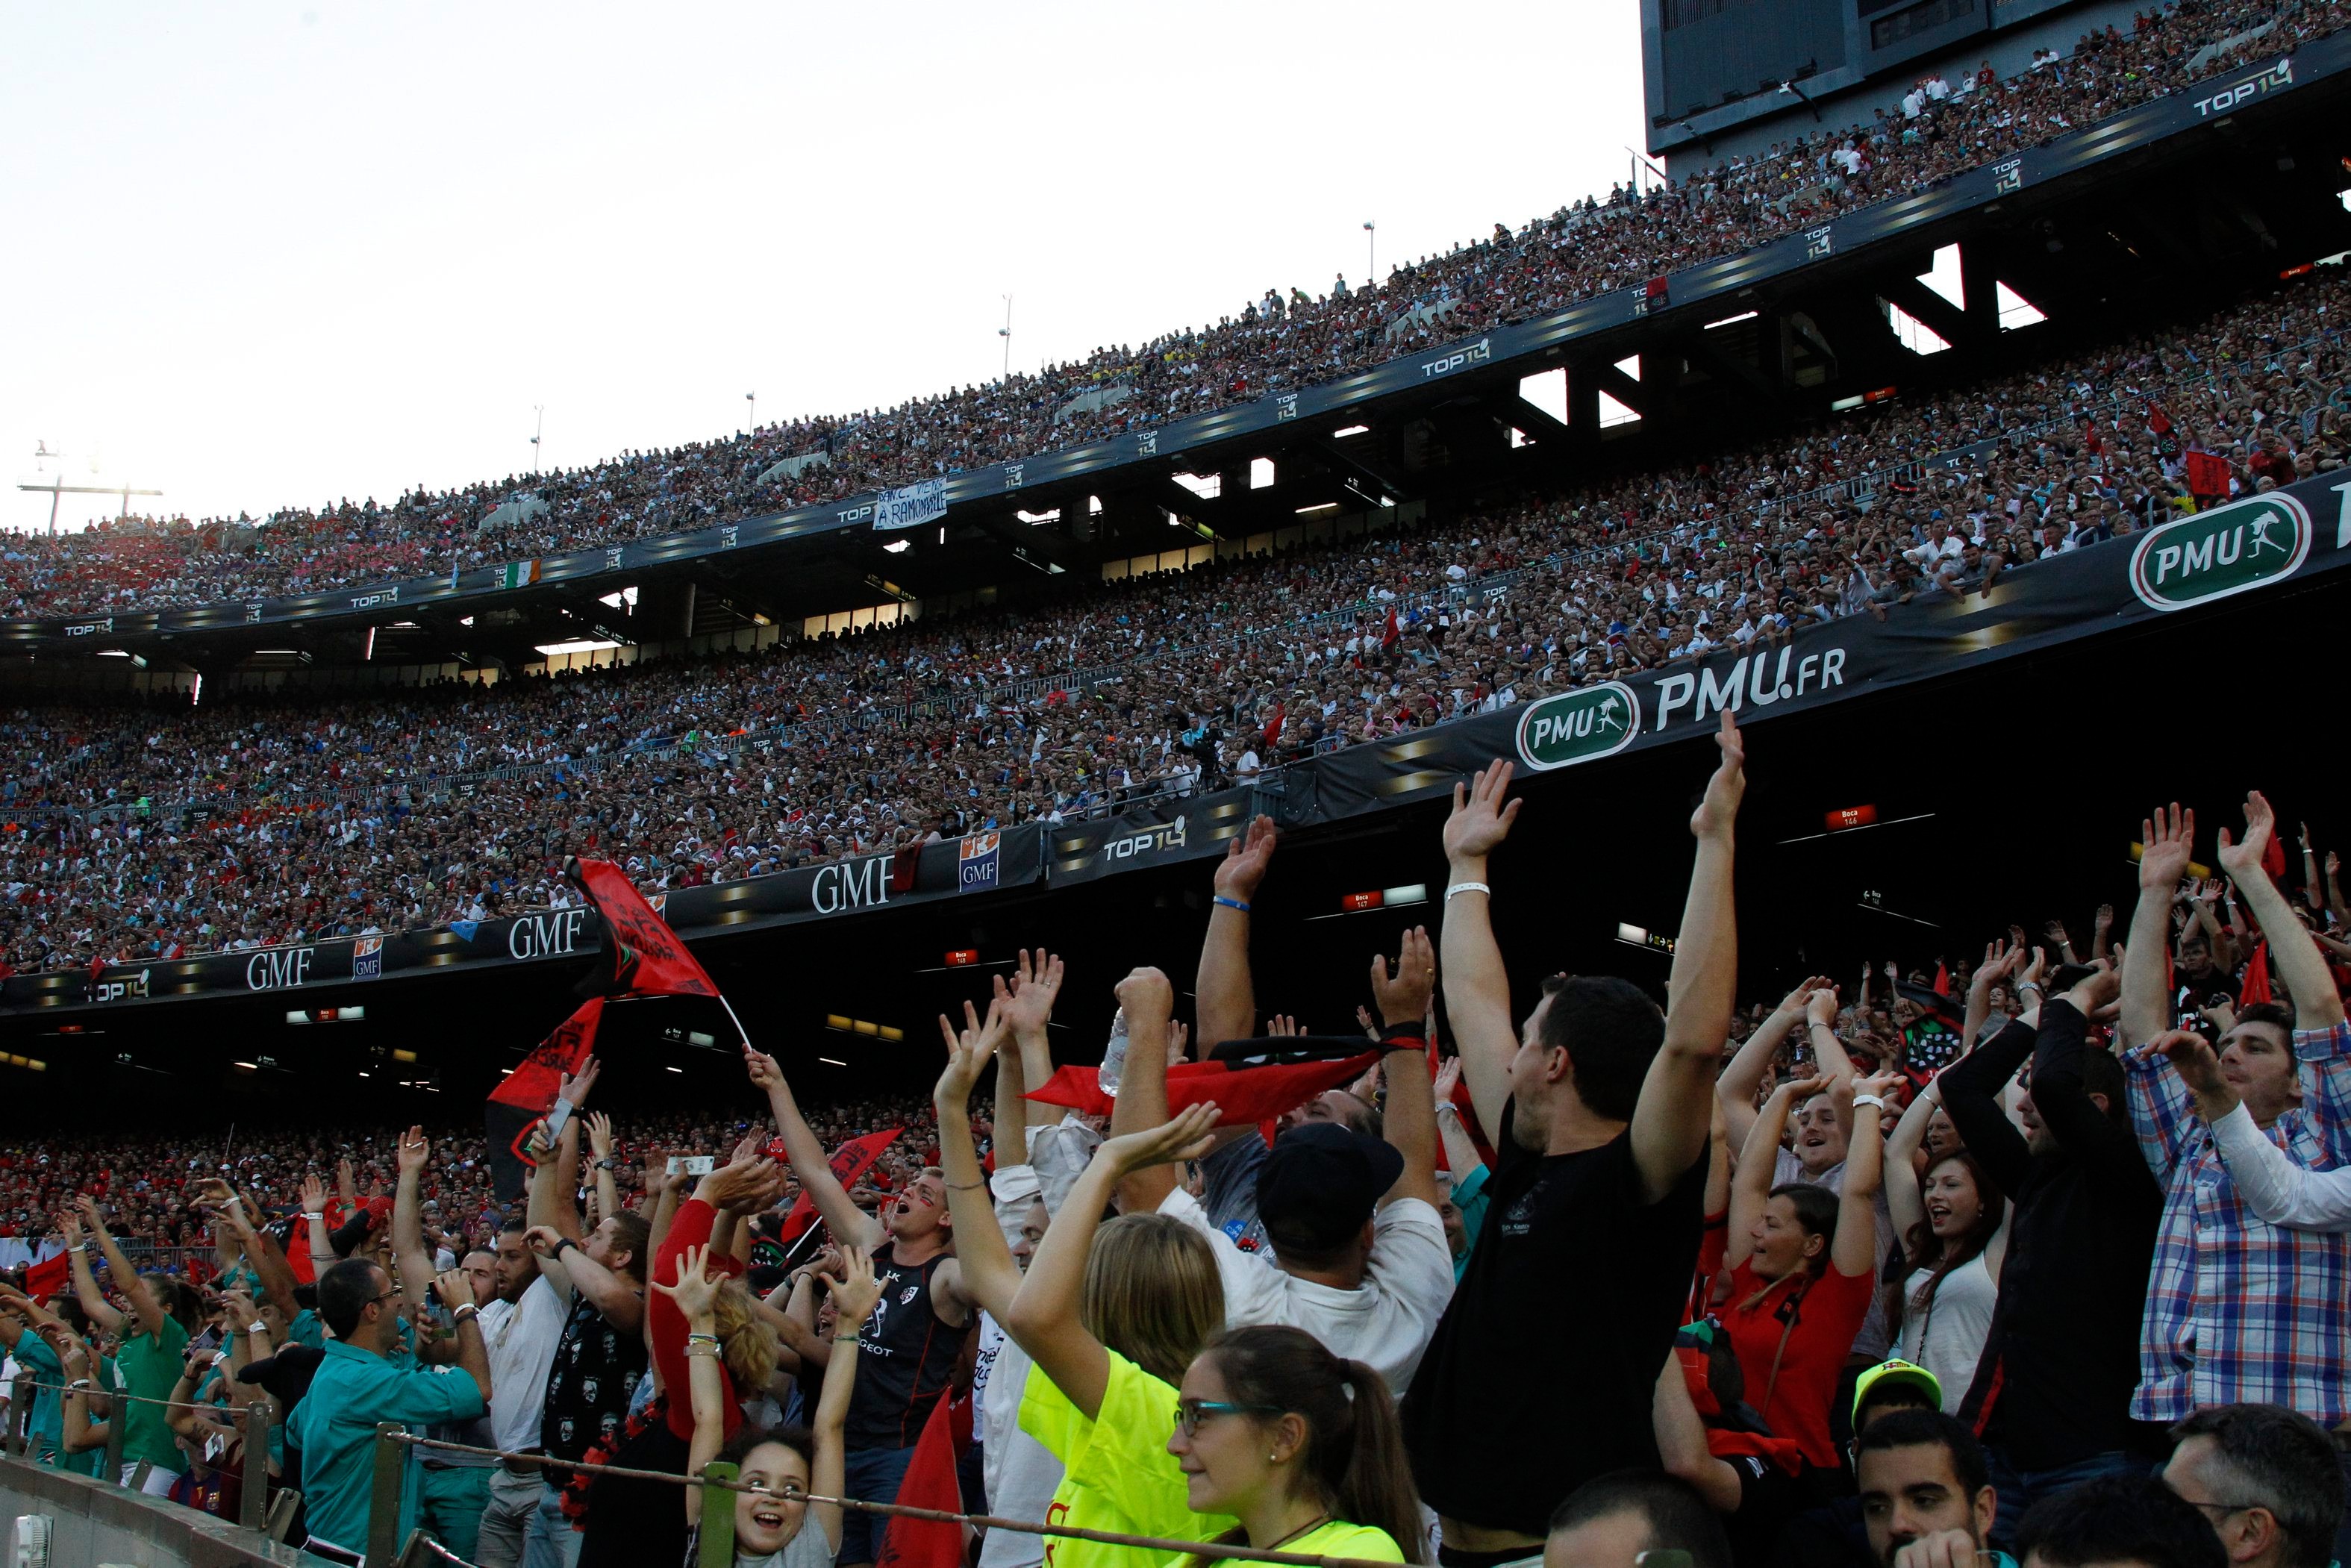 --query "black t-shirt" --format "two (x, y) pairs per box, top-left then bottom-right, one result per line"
(540, 1287), (649, 1471)
(844, 1246), (969, 1452)
(1400, 1104), (1709, 1536)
